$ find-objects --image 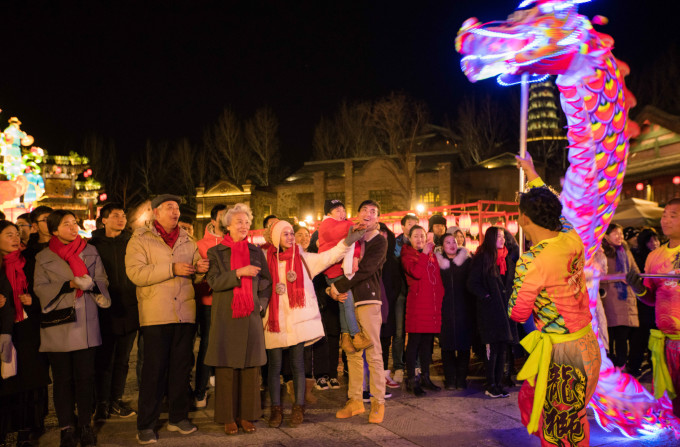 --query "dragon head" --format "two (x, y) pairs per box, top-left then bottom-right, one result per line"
(455, 0), (611, 85)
